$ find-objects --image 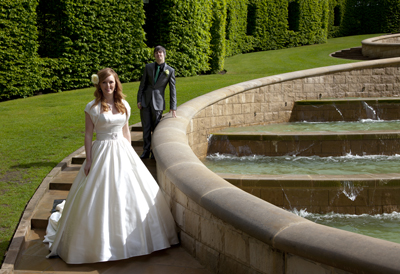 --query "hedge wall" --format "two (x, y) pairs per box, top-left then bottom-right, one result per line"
(247, 0), (289, 51)
(225, 0), (253, 57)
(327, 0), (345, 38)
(288, 0), (329, 47)
(0, 0), (43, 100)
(209, 0), (227, 73)
(37, 0), (147, 92)
(380, 0), (400, 33)
(340, 0), (400, 36)
(4, 0), (400, 100)
(145, 0), (212, 77)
